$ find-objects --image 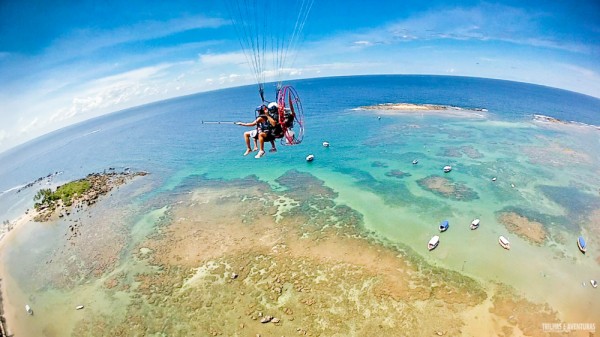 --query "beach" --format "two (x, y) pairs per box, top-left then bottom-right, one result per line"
(0, 213), (35, 337)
